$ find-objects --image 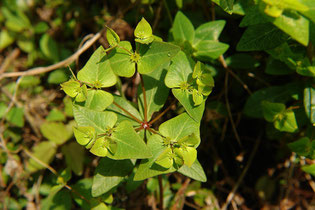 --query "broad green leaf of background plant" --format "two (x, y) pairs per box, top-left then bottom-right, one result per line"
(40, 33), (59, 62)
(272, 12), (309, 46)
(304, 86), (315, 124)
(77, 46), (117, 87)
(108, 41), (135, 77)
(172, 89), (206, 122)
(212, 0), (234, 14)
(193, 40), (229, 60)
(106, 26), (120, 47)
(2, 7), (31, 32)
(261, 101), (286, 122)
(287, 137), (313, 157)
(134, 17), (154, 44)
(40, 121), (73, 145)
(134, 134), (177, 181)
(193, 20), (226, 45)
(138, 62), (169, 121)
(172, 11), (195, 43)
(239, 6), (270, 27)
(107, 95), (142, 126)
(6, 107), (24, 127)
(61, 142), (85, 176)
(137, 41), (180, 74)
(107, 121), (152, 159)
(0, 29), (14, 50)
(237, 23), (288, 51)
(73, 105), (117, 134)
(80, 89), (113, 111)
(92, 158), (134, 197)
(302, 164), (315, 176)
(262, 0), (309, 16)
(26, 141), (57, 173)
(159, 113), (200, 143)
(177, 159), (207, 182)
